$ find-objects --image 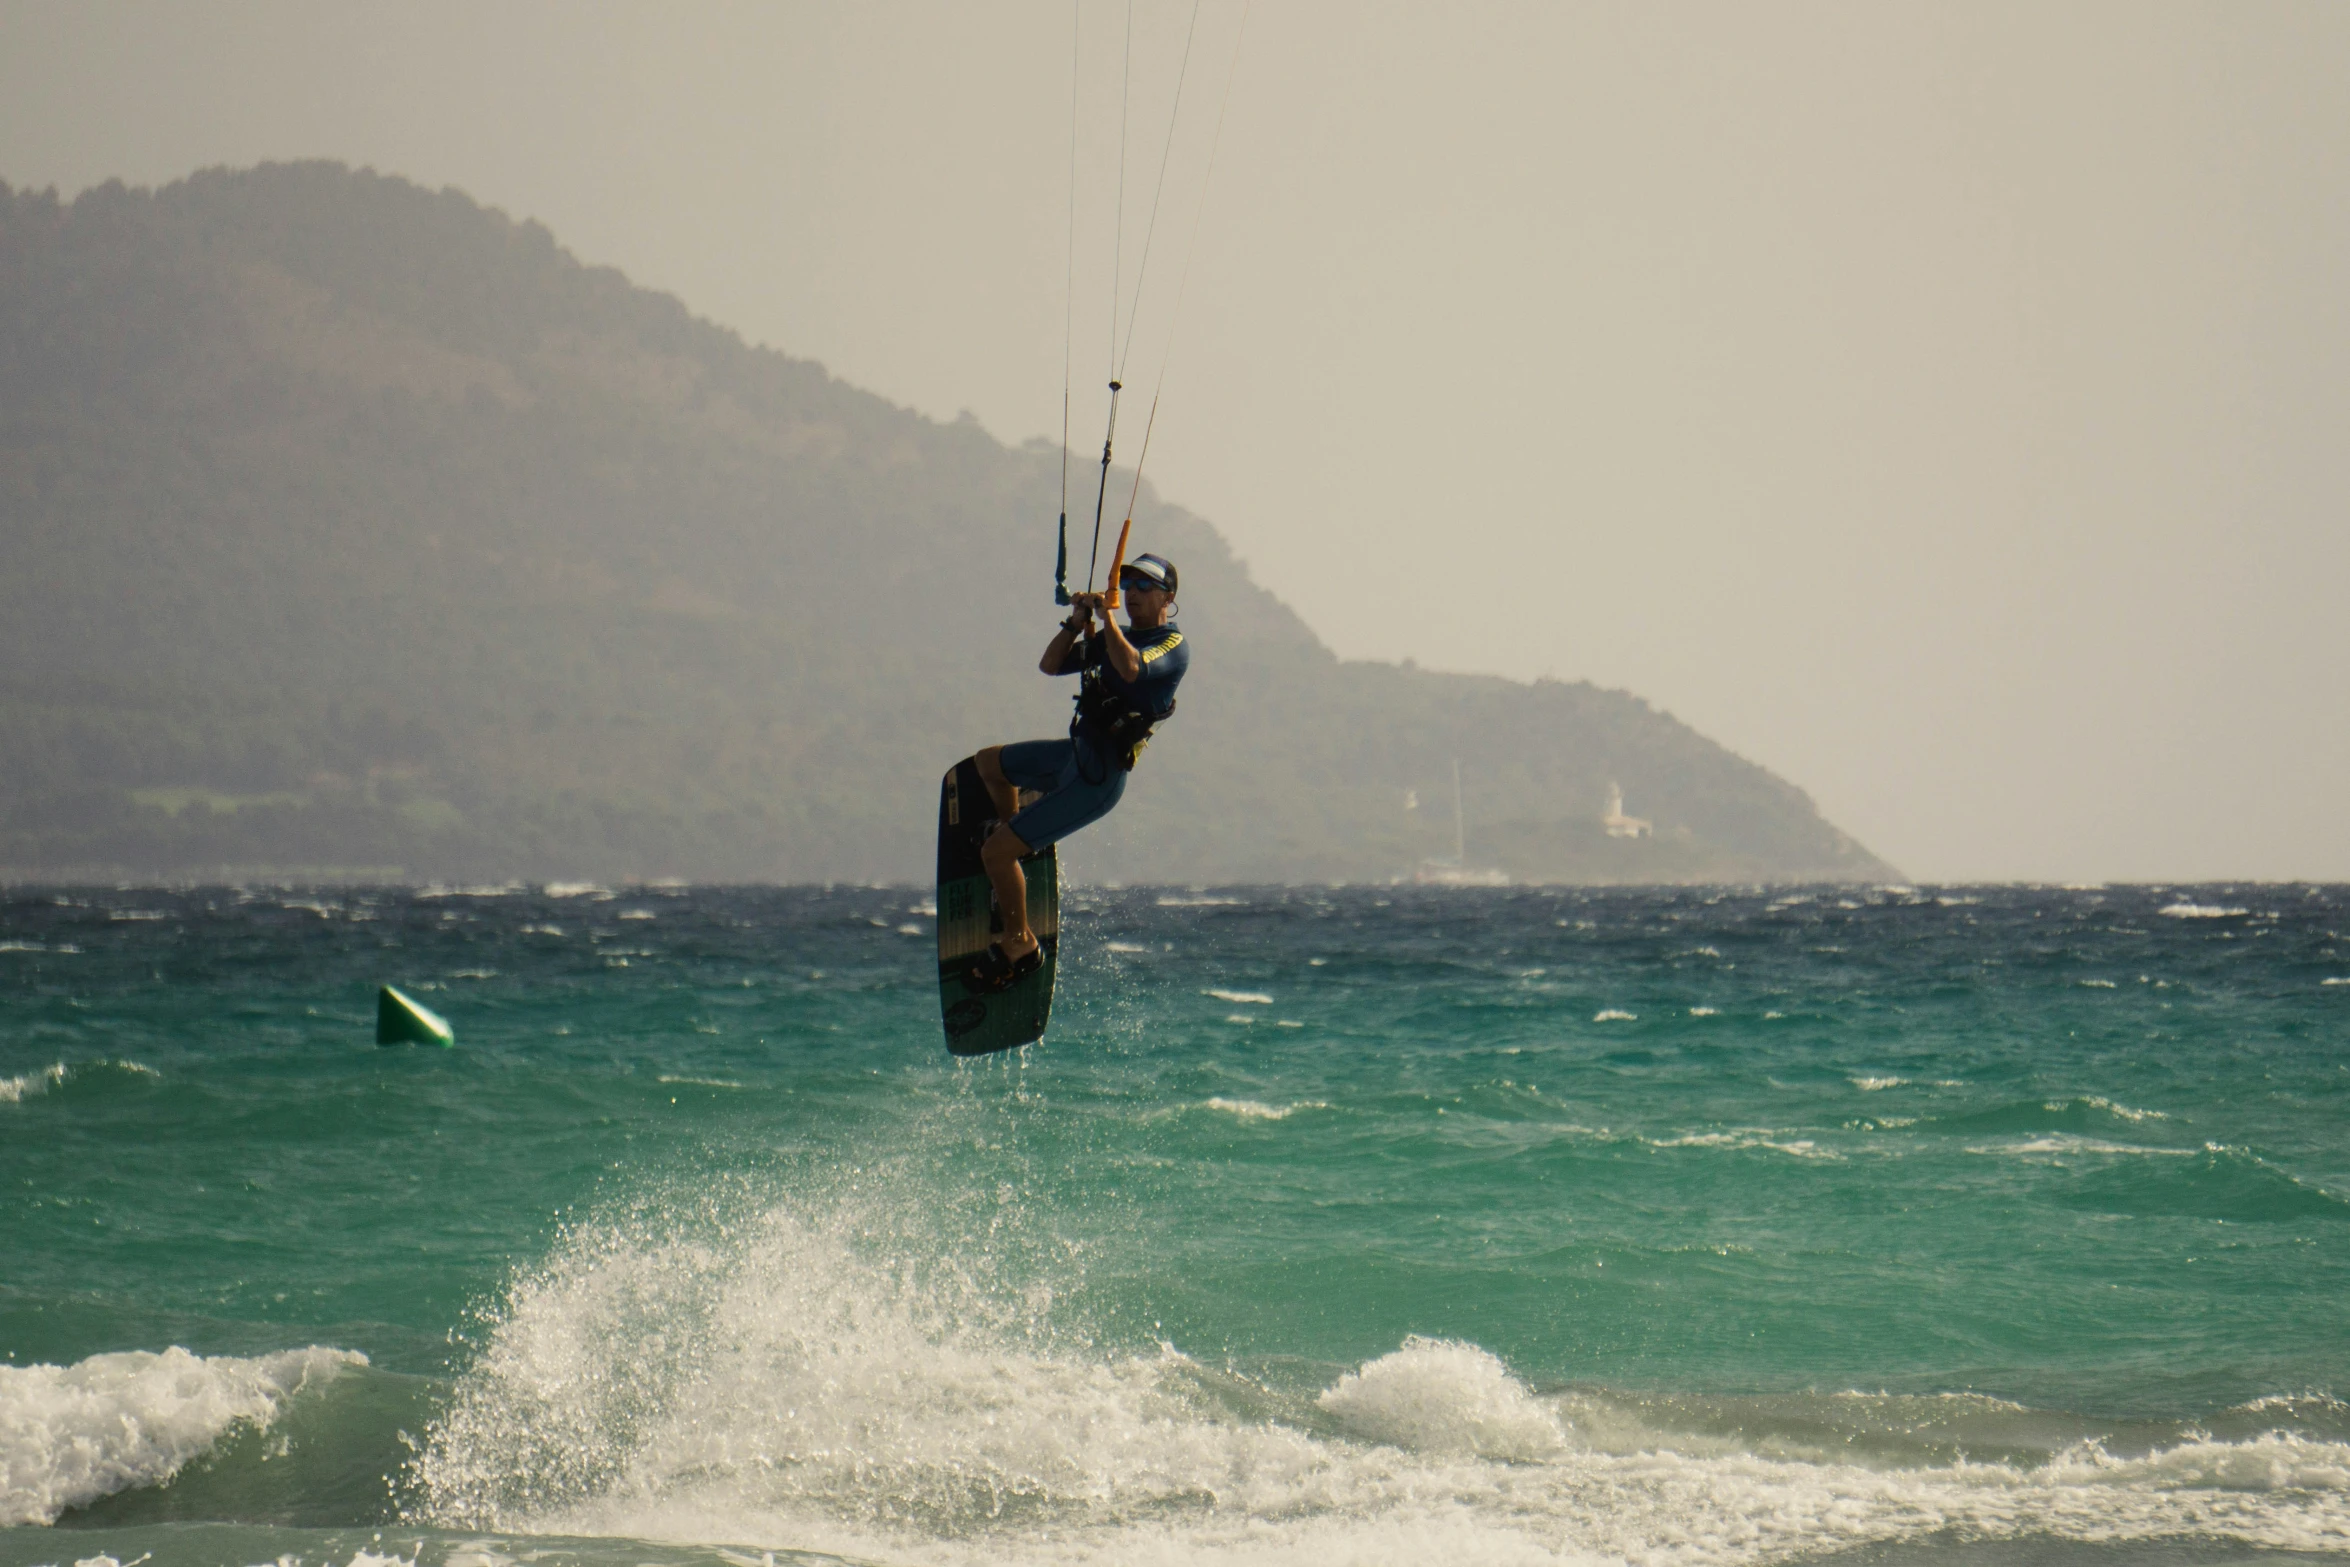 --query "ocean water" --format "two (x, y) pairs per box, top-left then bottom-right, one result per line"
(2, 883), (2347, 1567)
